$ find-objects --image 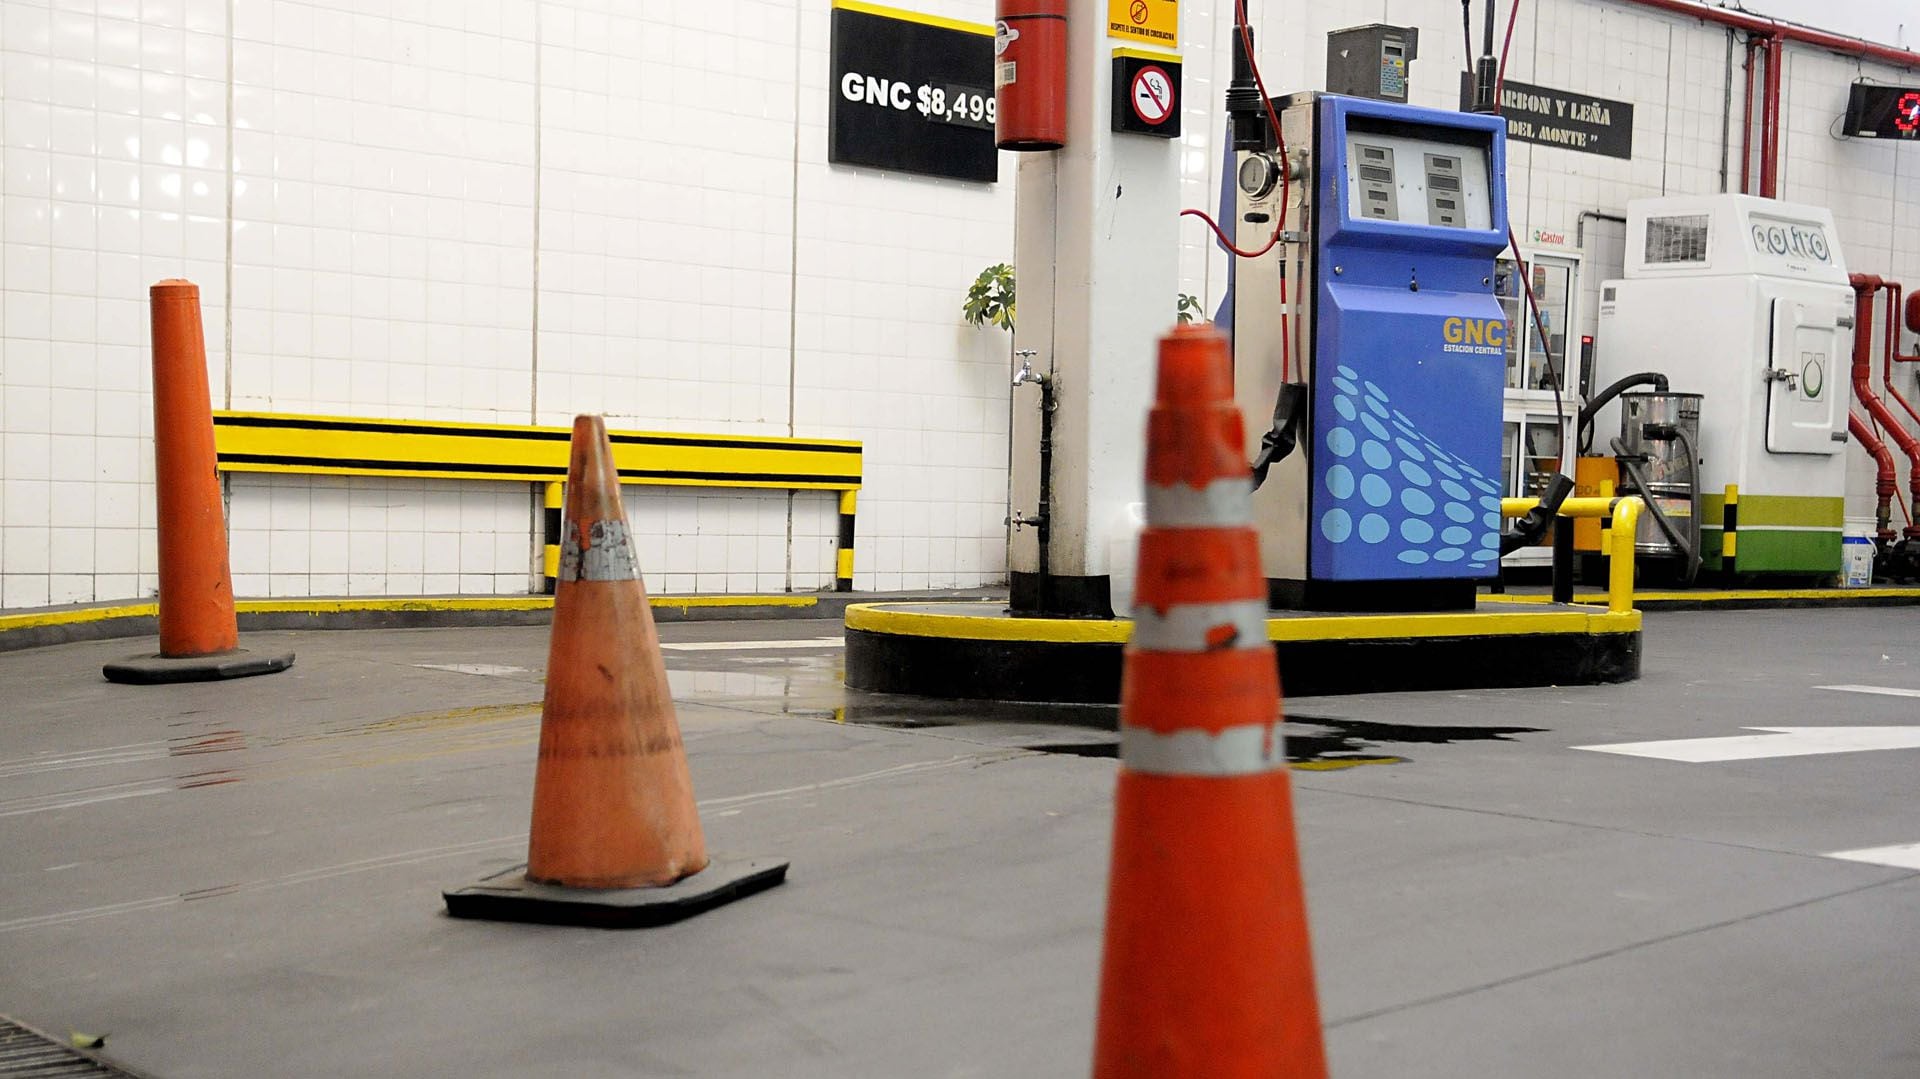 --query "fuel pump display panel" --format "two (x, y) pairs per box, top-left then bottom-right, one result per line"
(1310, 97), (1510, 585)
(1344, 131), (1491, 229)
